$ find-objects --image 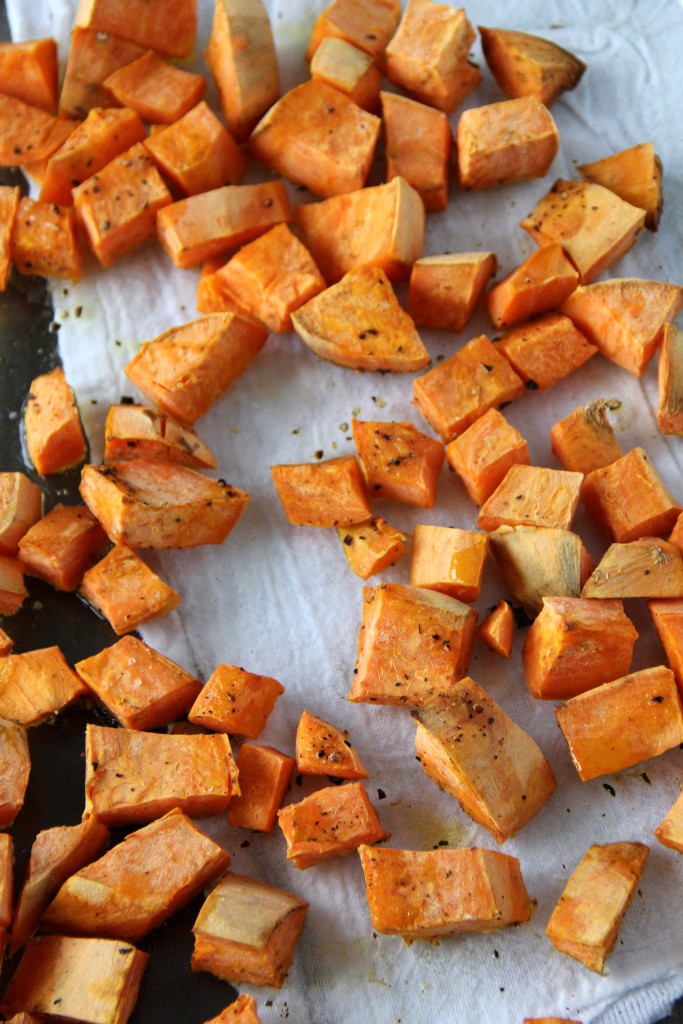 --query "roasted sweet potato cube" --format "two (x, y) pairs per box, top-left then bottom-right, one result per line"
(496, 314), (597, 390)
(79, 544), (180, 634)
(478, 464), (583, 532)
(555, 665), (683, 781)
(337, 517), (407, 579)
(227, 744), (295, 833)
(0, 94), (75, 167)
(192, 873), (308, 988)
(522, 596), (638, 700)
(0, 556), (27, 616)
(457, 96), (559, 190)
(486, 245), (580, 330)
(654, 789), (683, 852)
(295, 709), (368, 779)
(0, 832), (11, 931)
(0, 646), (87, 726)
(352, 419), (444, 507)
(381, 91), (451, 212)
(0, 185), (20, 291)
(18, 503), (106, 592)
(520, 180), (646, 285)
(560, 278), (683, 375)
(410, 525), (488, 603)
(2, 935), (148, 1024)
(197, 258), (258, 317)
(311, 37), (381, 112)
(0, 473), (42, 556)
(489, 525), (589, 615)
(446, 408), (529, 506)
(271, 455), (371, 528)
(59, 27), (147, 119)
(0, 718), (30, 827)
(358, 845), (531, 939)
(349, 583), (477, 706)
(104, 404), (216, 469)
(550, 398), (623, 475)
(306, 0), (401, 62)
(104, 50), (206, 125)
(204, 996), (262, 1024)
(413, 677), (556, 842)
(578, 141), (662, 232)
(582, 538), (683, 599)
(546, 842), (649, 973)
(24, 367), (86, 476)
(583, 447), (680, 543)
(479, 26), (585, 107)
(477, 600), (514, 658)
(85, 724), (237, 825)
(295, 177), (425, 285)
(658, 324), (683, 435)
(649, 599), (683, 694)
(12, 197), (81, 281)
(188, 664), (284, 738)
(76, 0), (196, 57)
(0, 38), (58, 112)
(414, 334), (524, 443)
(408, 252), (497, 333)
